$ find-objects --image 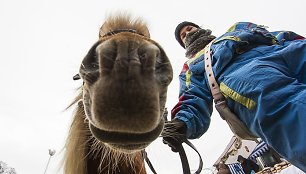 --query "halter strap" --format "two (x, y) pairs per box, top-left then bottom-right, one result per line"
(100, 29), (144, 38)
